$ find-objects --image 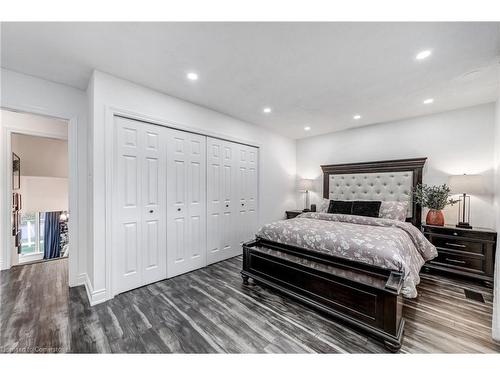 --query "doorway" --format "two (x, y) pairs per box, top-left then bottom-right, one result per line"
(3, 110), (70, 267)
